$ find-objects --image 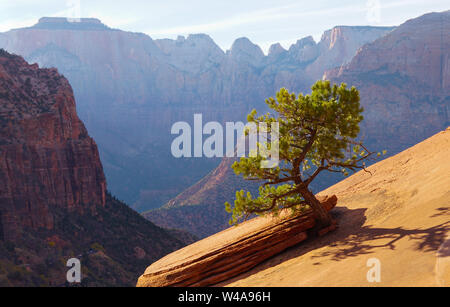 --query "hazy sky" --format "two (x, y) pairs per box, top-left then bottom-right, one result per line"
(1, 0), (448, 53)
